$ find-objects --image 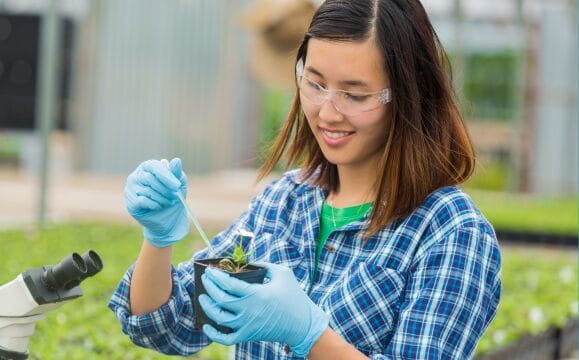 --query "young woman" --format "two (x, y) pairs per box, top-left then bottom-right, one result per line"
(109, 1), (501, 359)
